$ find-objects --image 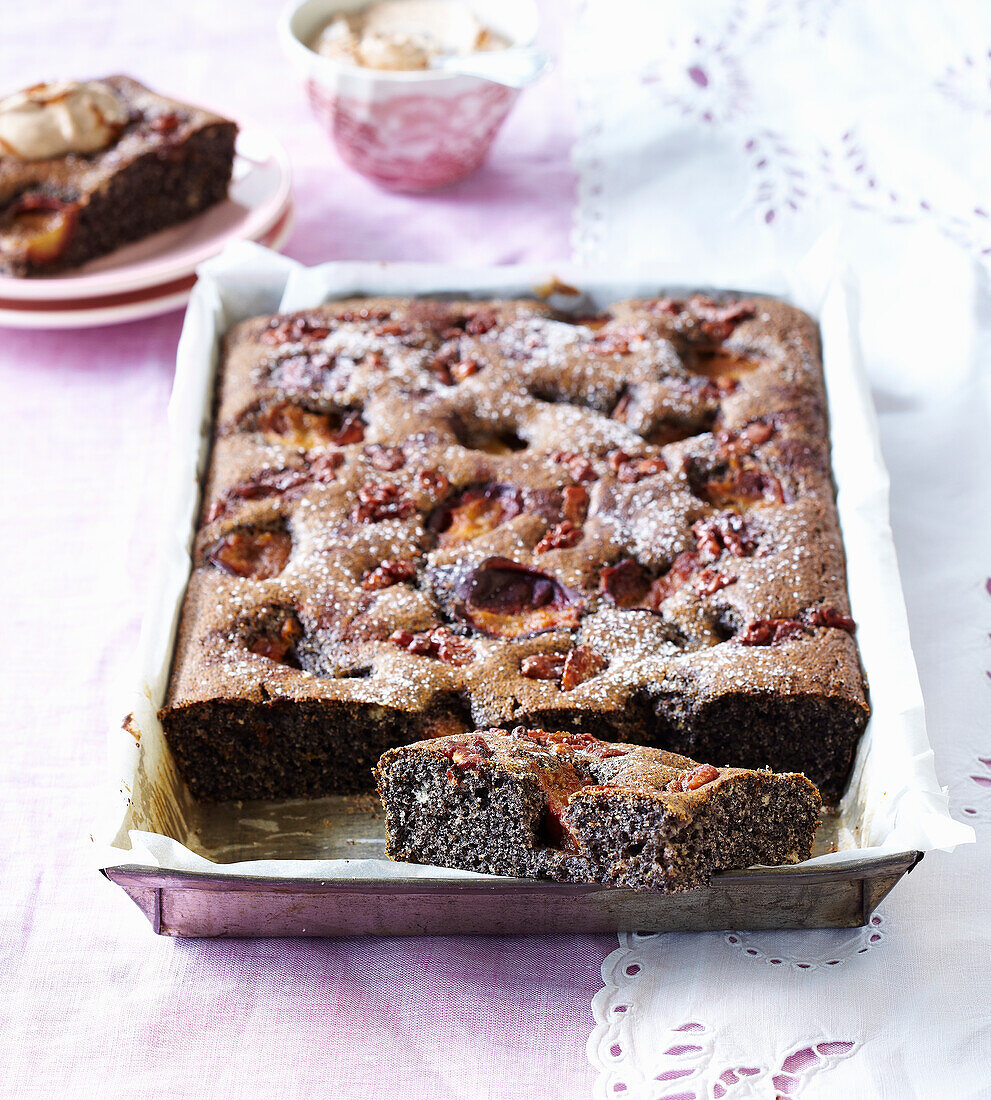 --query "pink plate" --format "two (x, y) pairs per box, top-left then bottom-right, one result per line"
(0, 126), (292, 326)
